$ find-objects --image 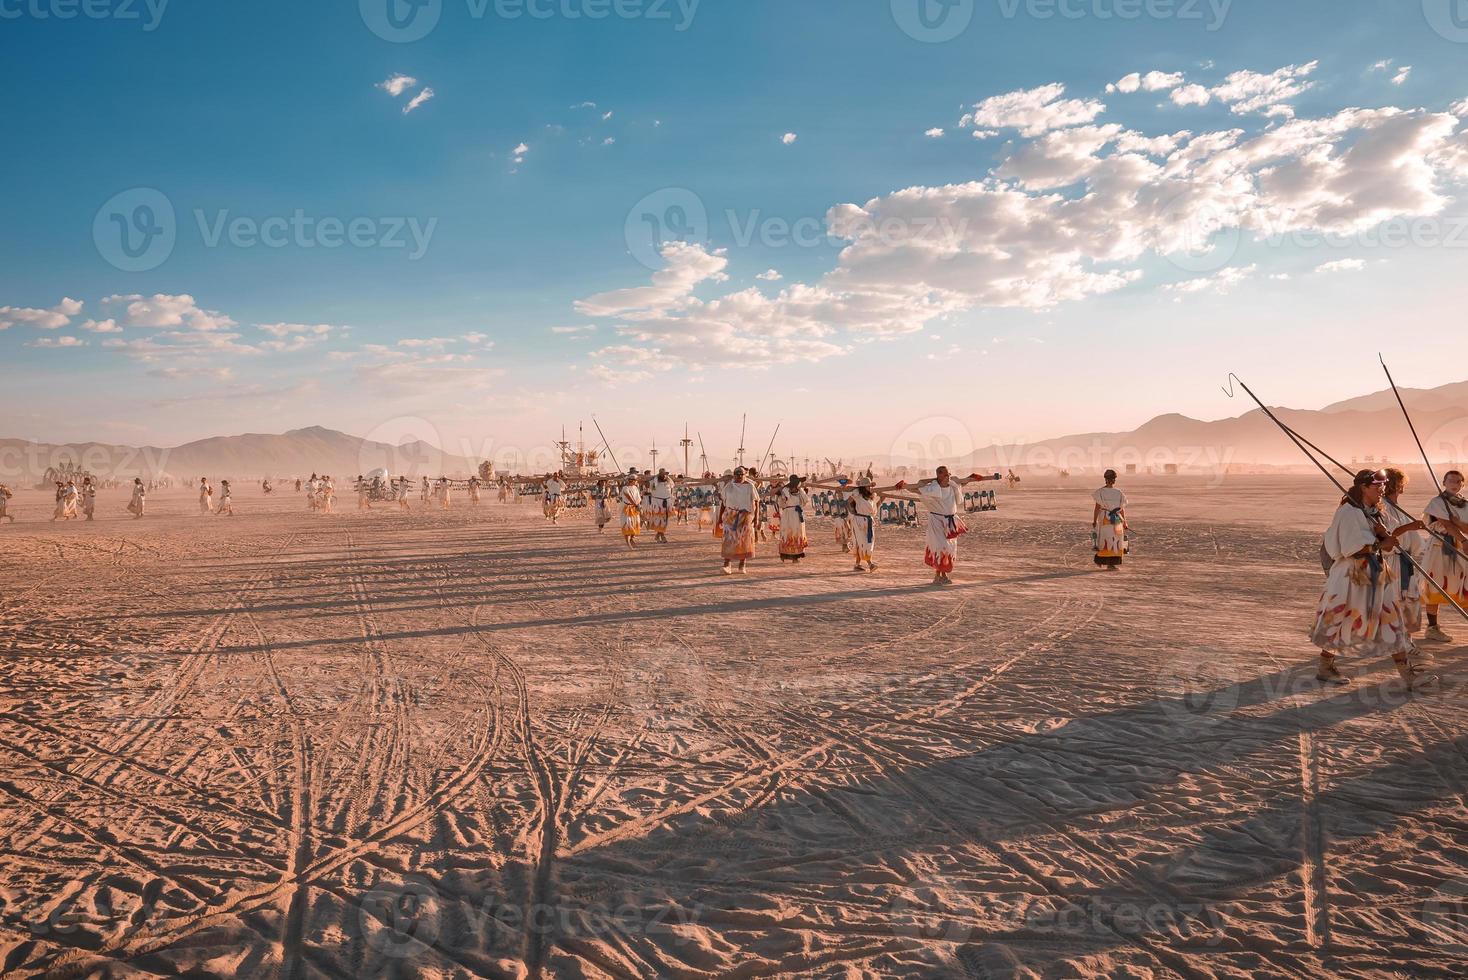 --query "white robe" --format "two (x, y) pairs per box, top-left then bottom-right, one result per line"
(918, 481), (966, 574)
(1423, 494), (1468, 607)
(1310, 503), (1412, 657)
